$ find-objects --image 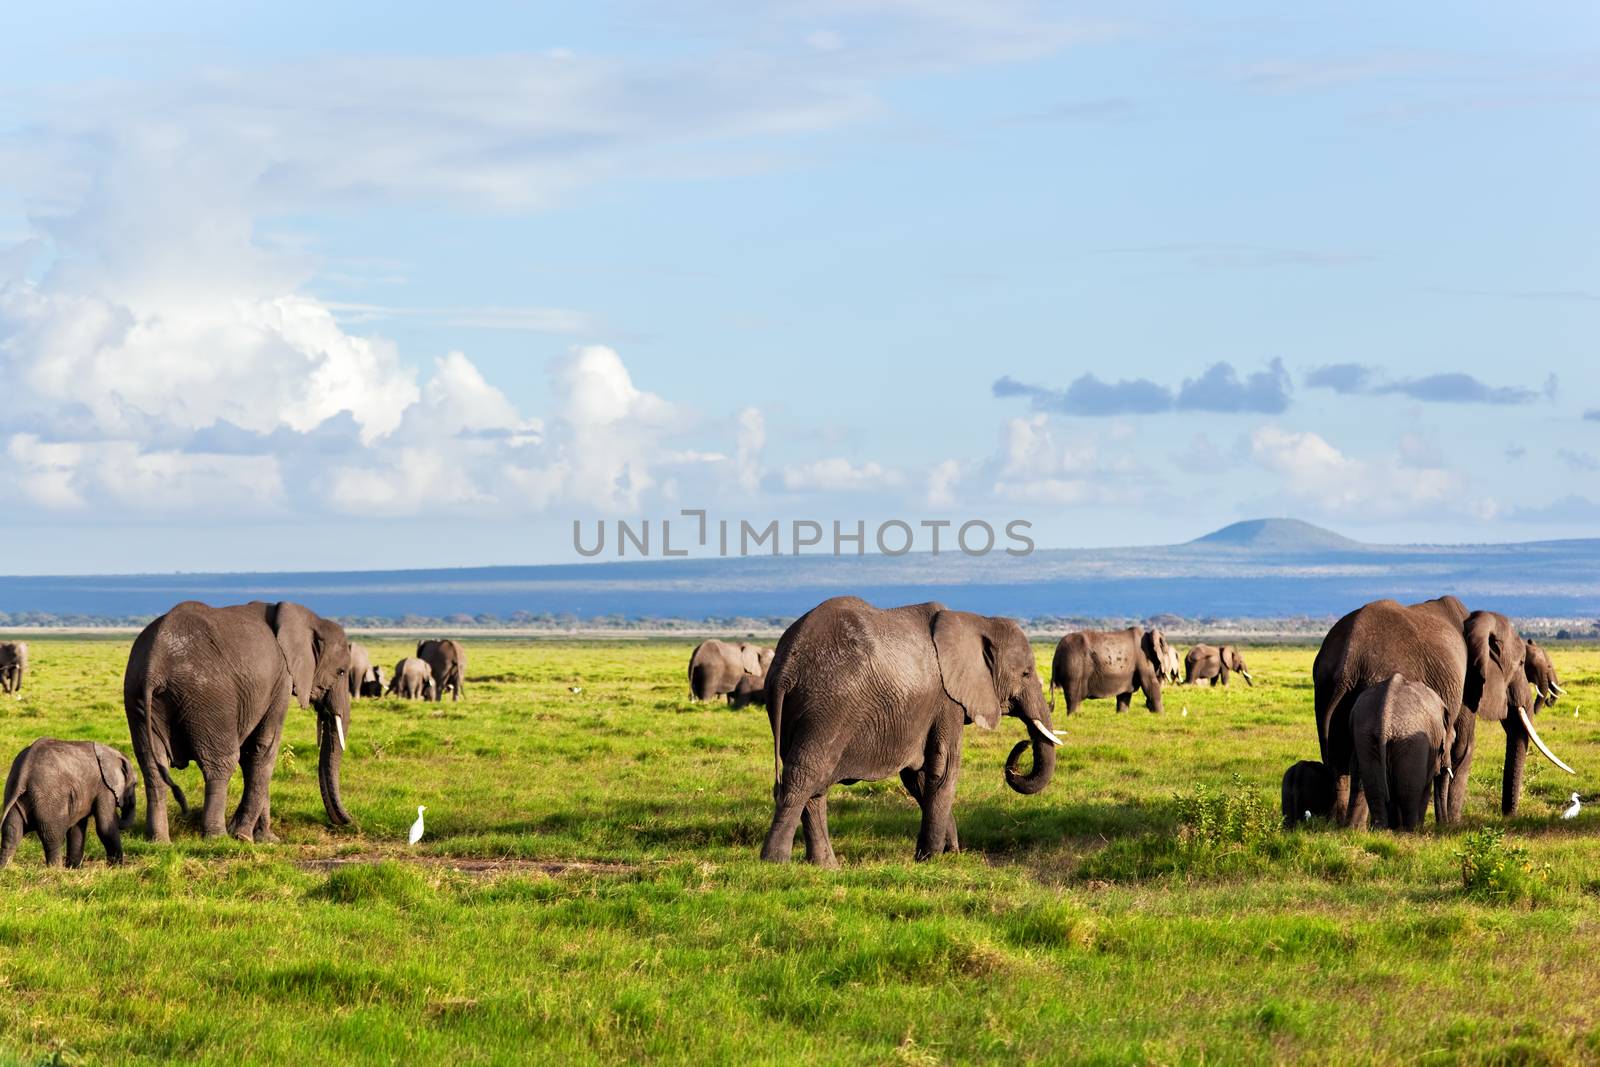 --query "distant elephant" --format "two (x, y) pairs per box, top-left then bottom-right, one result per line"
(1158, 641), (1181, 683)
(416, 639), (466, 702)
(1313, 596), (1571, 827)
(1349, 675), (1454, 831)
(761, 597), (1060, 865)
(388, 658), (437, 700)
(1049, 627), (1171, 715)
(0, 641), (27, 695)
(1184, 644), (1253, 687)
(689, 639), (774, 702)
(728, 672), (767, 709)
(361, 664), (386, 699)
(124, 600), (353, 843)
(348, 642), (380, 700)
(0, 739), (137, 867)
(1280, 760), (1333, 827)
